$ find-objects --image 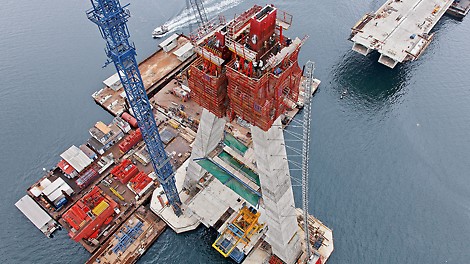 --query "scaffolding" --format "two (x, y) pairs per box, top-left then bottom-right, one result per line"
(302, 61), (315, 260)
(225, 47), (302, 131)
